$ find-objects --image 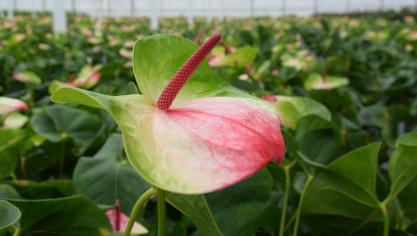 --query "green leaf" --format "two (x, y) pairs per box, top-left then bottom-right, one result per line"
(9, 195), (111, 235)
(270, 96), (331, 129)
(302, 143), (382, 234)
(205, 168), (273, 236)
(0, 184), (22, 199)
(167, 193), (222, 236)
(296, 115), (342, 165)
(132, 34), (235, 105)
(0, 200), (21, 230)
(388, 133), (417, 229)
(10, 179), (73, 199)
(304, 73), (349, 91)
(30, 105), (104, 154)
(0, 129), (26, 179)
(73, 133), (149, 213)
(388, 132), (417, 198)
